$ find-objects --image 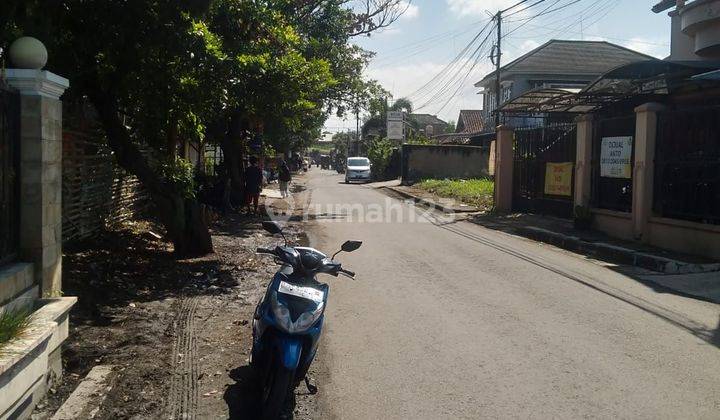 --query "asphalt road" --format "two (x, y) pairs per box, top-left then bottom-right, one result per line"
(297, 168), (720, 419)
